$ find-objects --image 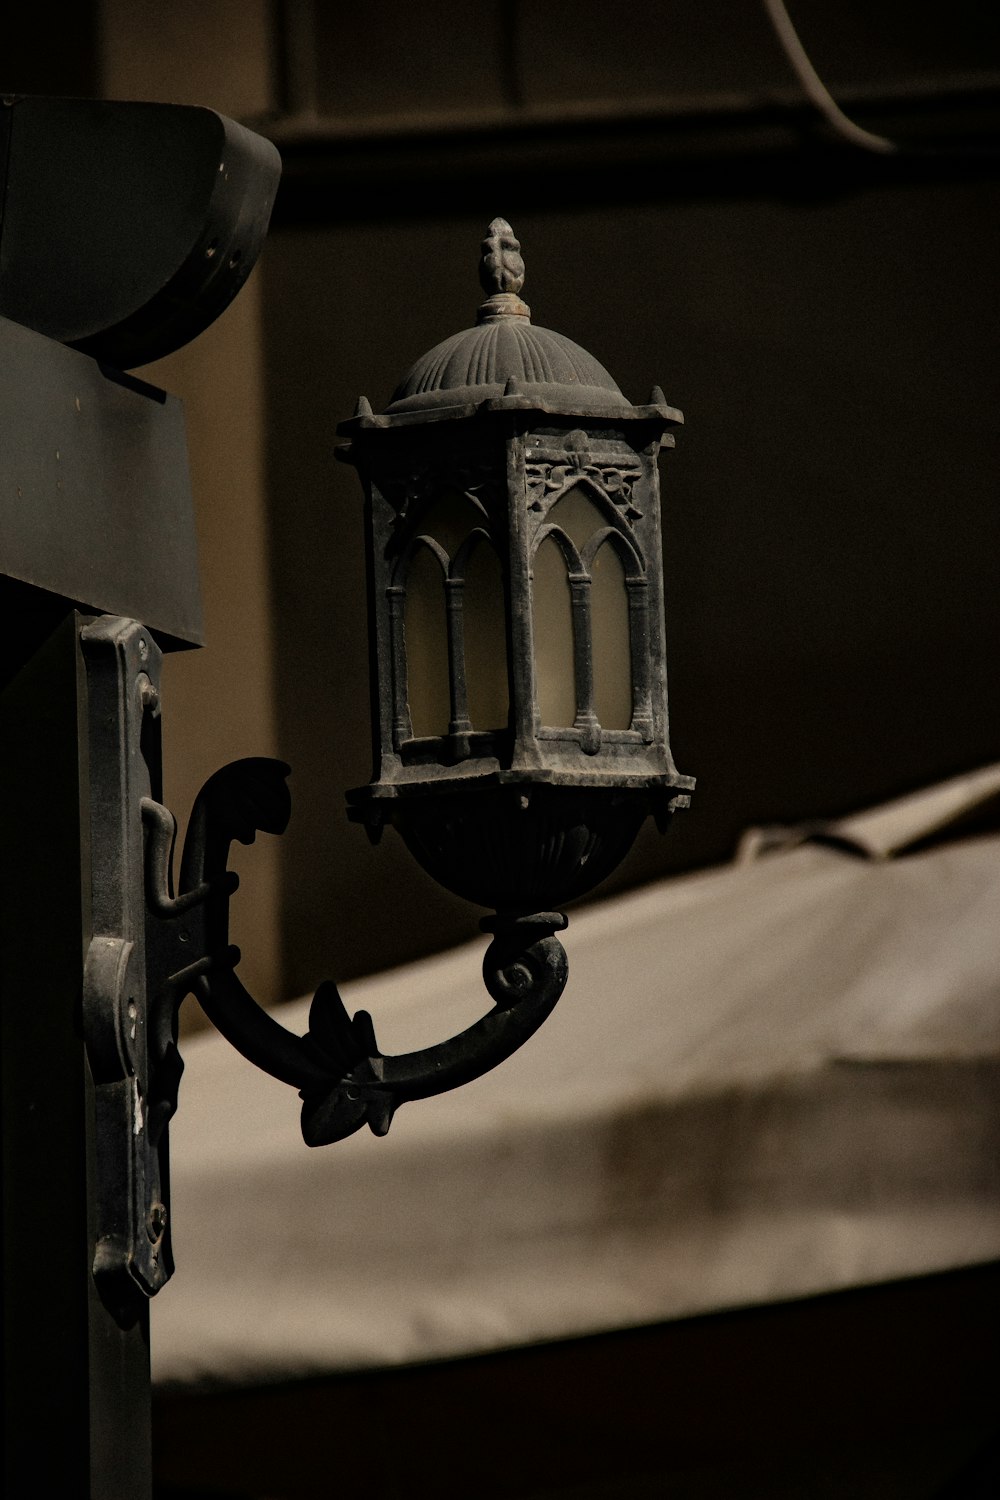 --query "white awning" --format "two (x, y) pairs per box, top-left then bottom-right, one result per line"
(152, 764), (1000, 1386)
